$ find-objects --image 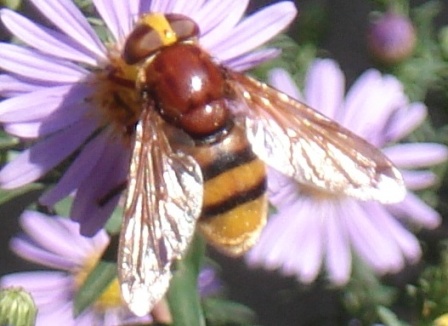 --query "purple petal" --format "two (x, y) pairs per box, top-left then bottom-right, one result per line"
(304, 59), (345, 119)
(30, 0), (107, 61)
(17, 211), (87, 262)
(342, 69), (382, 122)
(370, 203), (421, 262)
(0, 9), (100, 66)
(385, 102), (427, 142)
(266, 168), (299, 208)
(1, 271), (70, 294)
(1, 271), (81, 323)
(93, 0), (139, 44)
(172, 0), (206, 16)
(0, 75), (64, 98)
(4, 102), (90, 138)
(37, 305), (93, 326)
(384, 143), (448, 168)
(224, 48), (281, 72)
(345, 200), (403, 273)
(10, 236), (76, 270)
(0, 86), (69, 122)
(324, 204), (351, 285)
(282, 202), (323, 282)
(342, 70), (406, 146)
(387, 192), (441, 229)
(208, 2), (297, 61)
(148, 0), (176, 13)
(268, 68), (302, 100)
(401, 170), (437, 190)
(0, 43), (88, 83)
(40, 130), (110, 206)
(74, 313), (98, 326)
(19, 211), (110, 264)
(198, 266), (222, 297)
(195, 0), (248, 45)
(246, 199), (302, 269)
(262, 220), (296, 268)
(4, 123), (39, 138)
(250, 198), (324, 283)
(71, 138), (130, 236)
(0, 84), (91, 123)
(0, 118), (97, 189)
